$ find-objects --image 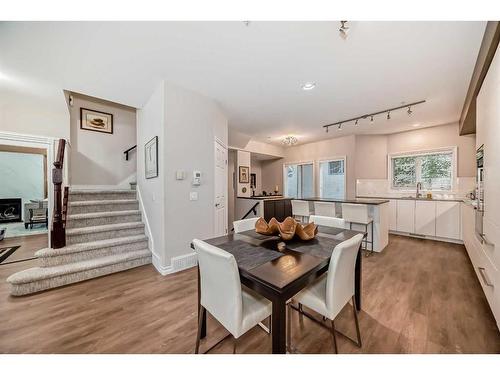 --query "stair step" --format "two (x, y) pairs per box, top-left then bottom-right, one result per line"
(66, 210), (142, 228)
(66, 222), (145, 244)
(36, 235), (149, 267)
(7, 249), (152, 296)
(68, 199), (138, 214)
(69, 189), (136, 202)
